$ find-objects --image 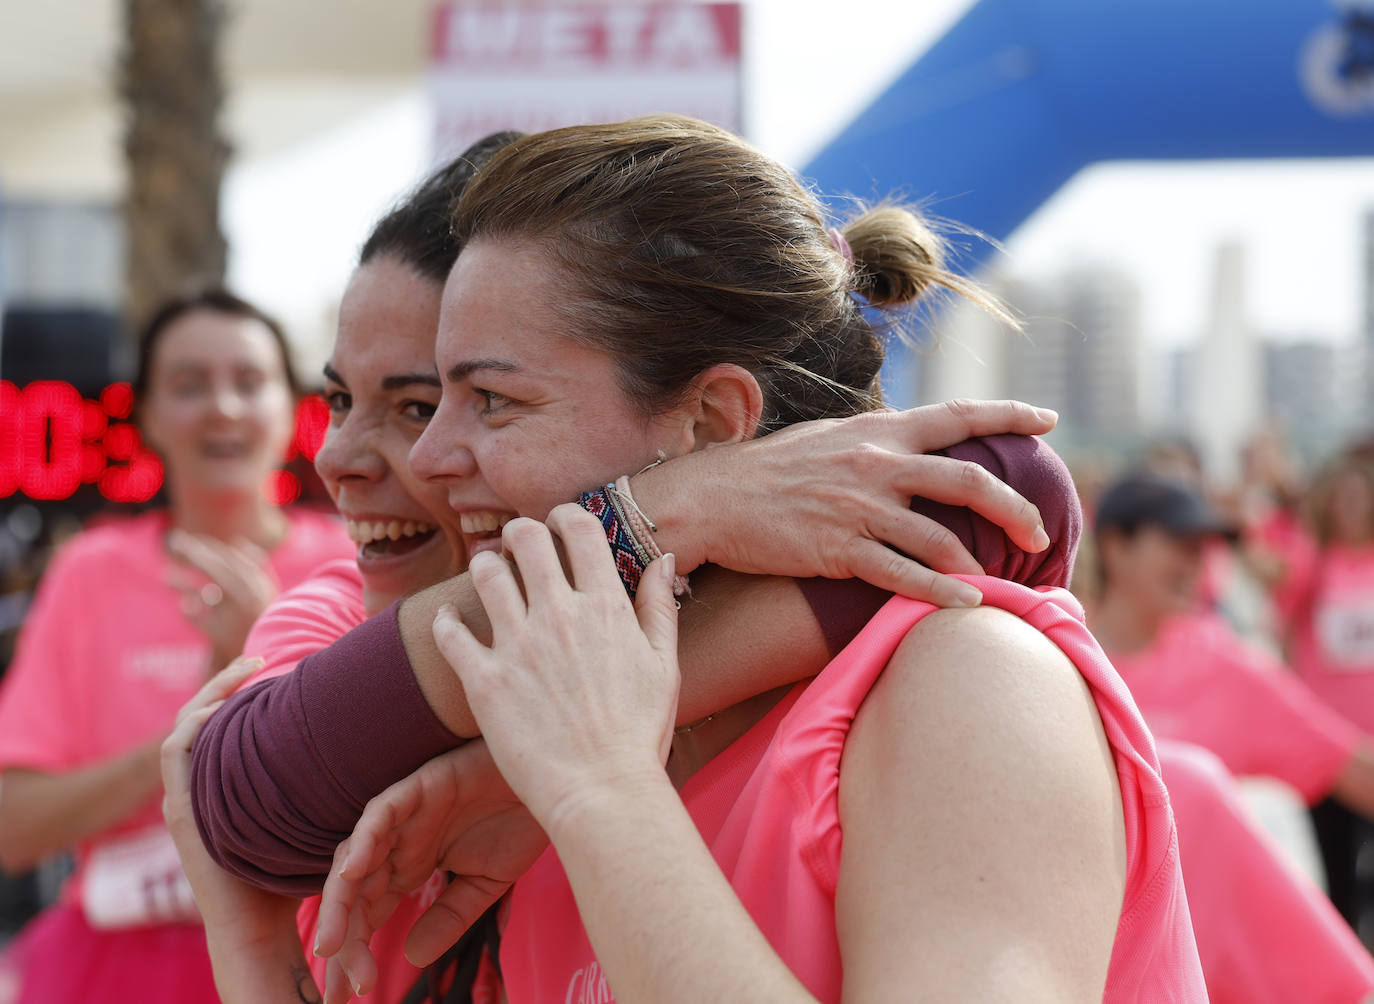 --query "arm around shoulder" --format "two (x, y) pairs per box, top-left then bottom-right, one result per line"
(836, 605), (1126, 1003)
